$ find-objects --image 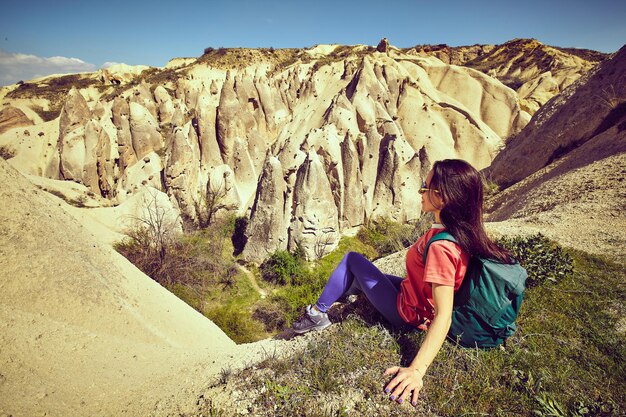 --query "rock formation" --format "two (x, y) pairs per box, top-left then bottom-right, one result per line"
(483, 45), (626, 261)
(0, 106), (33, 135)
(377, 38), (390, 53)
(57, 88), (92, 184)
(0, 40), (607, 260)
(241, 156), (289, 262)
(290, 150), (340, 259)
